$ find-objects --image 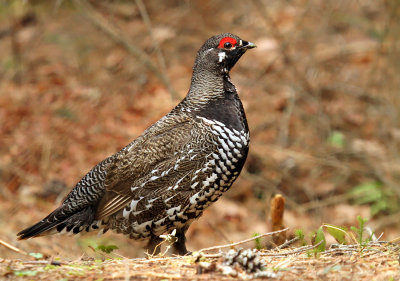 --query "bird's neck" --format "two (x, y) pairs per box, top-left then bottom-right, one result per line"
(176, 70), (247, 132)
(187, 69), (225, 99)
